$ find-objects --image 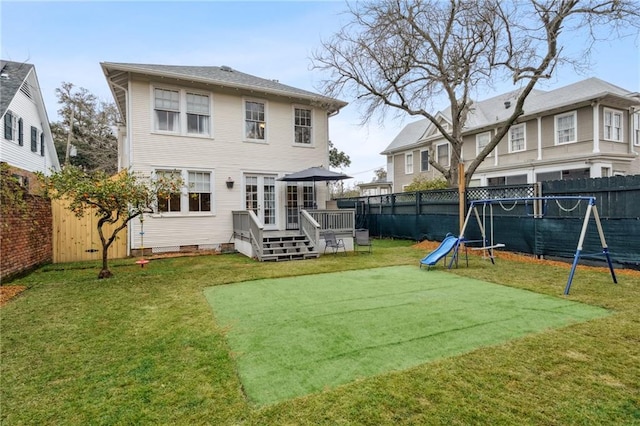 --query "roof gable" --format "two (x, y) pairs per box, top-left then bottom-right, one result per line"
(0, 60), (34, 118)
